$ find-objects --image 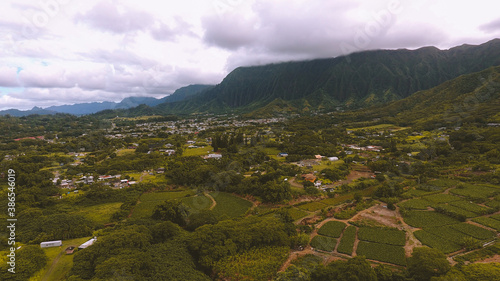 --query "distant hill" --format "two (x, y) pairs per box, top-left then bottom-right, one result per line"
(0, 84), (213, 116)
(347, 65), (500, 129)
(131, 38), (500, 116)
